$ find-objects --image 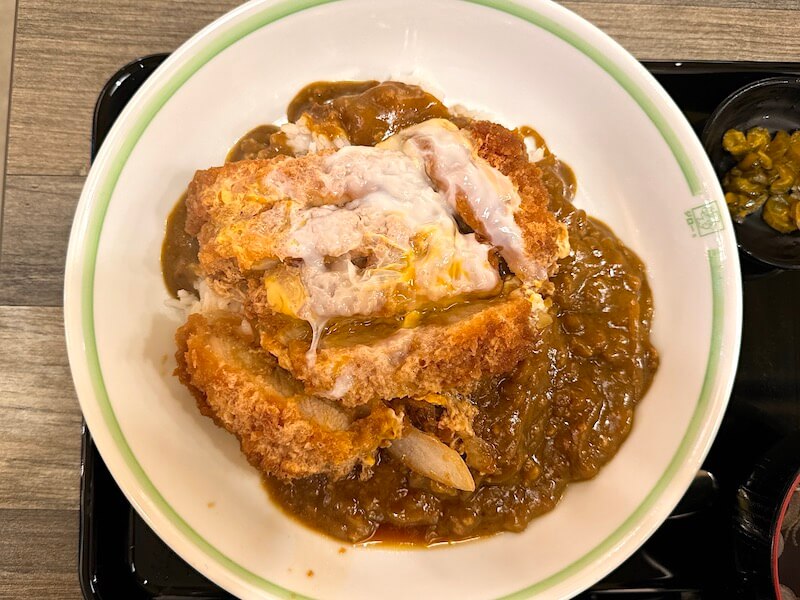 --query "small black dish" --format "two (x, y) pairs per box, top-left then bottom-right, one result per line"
(701, 77), (800, 270)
